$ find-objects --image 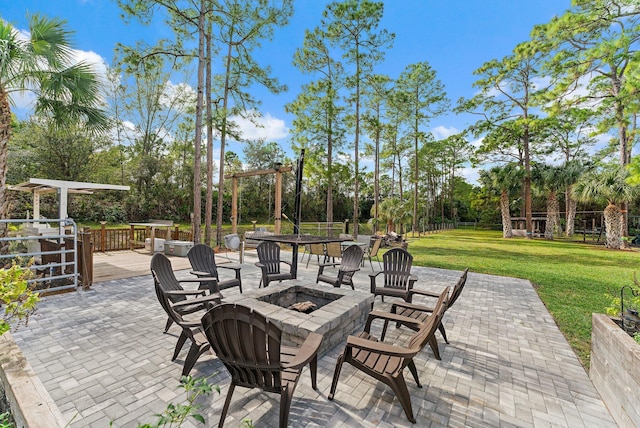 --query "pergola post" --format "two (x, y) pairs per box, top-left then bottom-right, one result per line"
(274, 170), (282, 234)
(231, 177), (238, 234)
(224, 166), (292, 236)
